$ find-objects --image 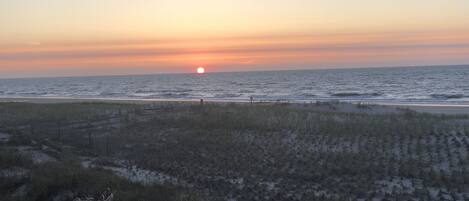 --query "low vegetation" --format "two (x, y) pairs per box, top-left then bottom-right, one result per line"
(1, 101), (469, 200)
